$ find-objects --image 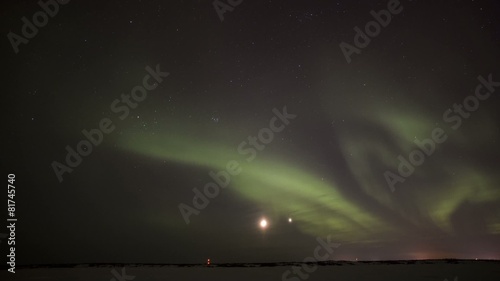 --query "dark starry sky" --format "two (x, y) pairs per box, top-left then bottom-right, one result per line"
(2, 0), (500, 264)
